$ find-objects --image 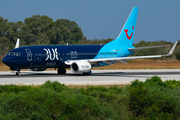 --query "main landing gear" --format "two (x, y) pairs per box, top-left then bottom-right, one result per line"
(57, 68), (66, 75)
(16, 71), (21, 76)
(83, 70), (92, 75)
